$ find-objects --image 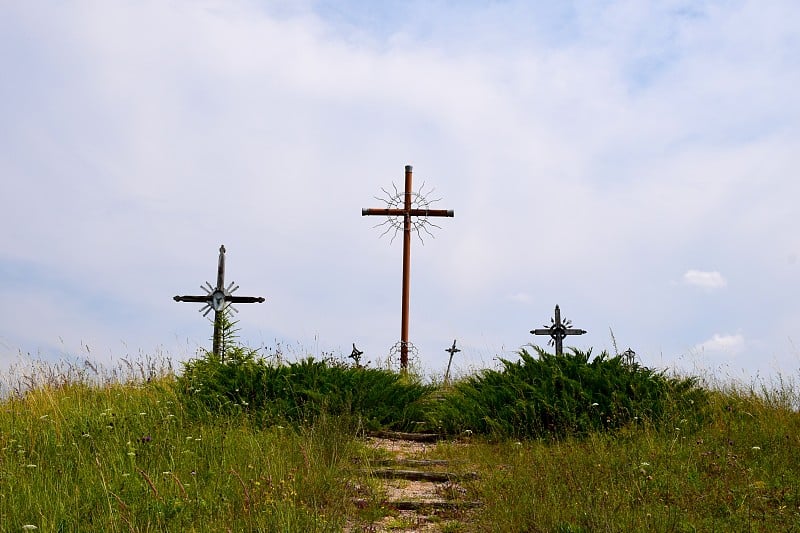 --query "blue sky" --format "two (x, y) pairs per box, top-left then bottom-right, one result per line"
(1, 1), (798, 382)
